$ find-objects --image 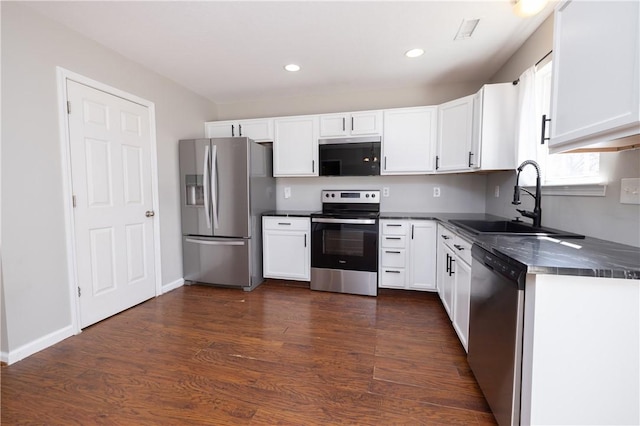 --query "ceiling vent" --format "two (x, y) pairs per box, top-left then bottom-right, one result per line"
(454, 18), (480, 40)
